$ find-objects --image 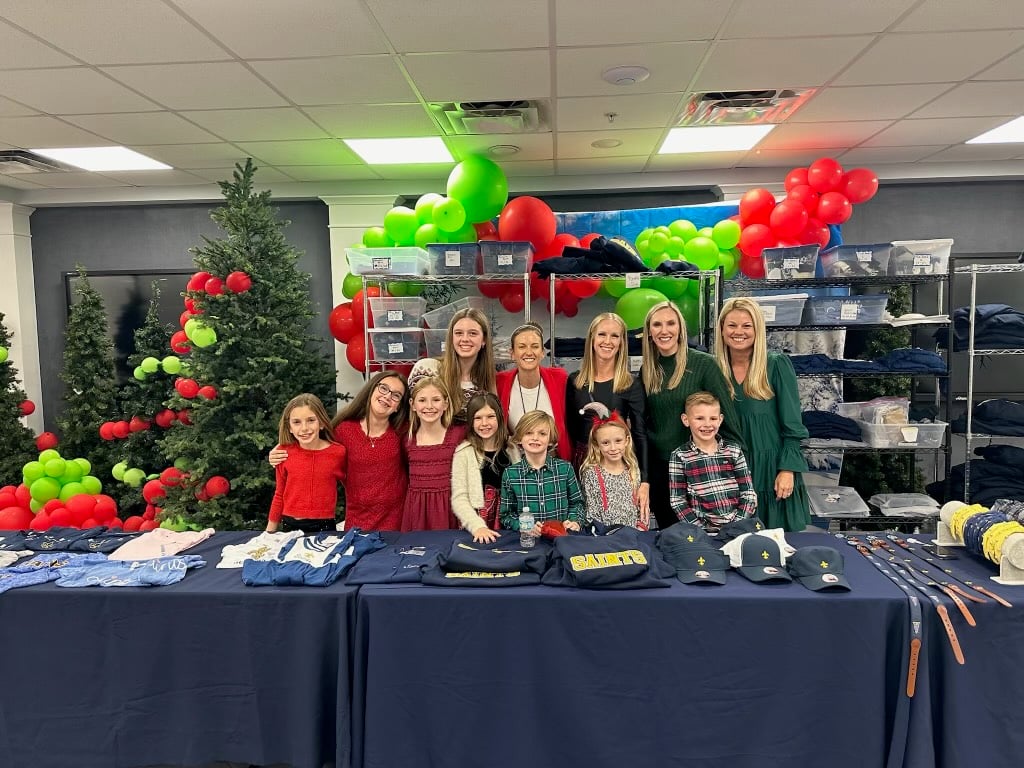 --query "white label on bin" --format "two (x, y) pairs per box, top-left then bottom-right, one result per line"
(856, 250), (872, 262)
(629, 356), (642, 373)
(913, 254), (930, 267)
(761, 304), (777, 322)
(388, 342), (403, 354)
(387, 310), (403, 322)
(783, 258), (799, 270)
(498, 253), (513, 266)
(445, 250), (460, 267)
(625, 273), (641, 289)
(840, 302), (858, 320)
(371, 257), (391, 271)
